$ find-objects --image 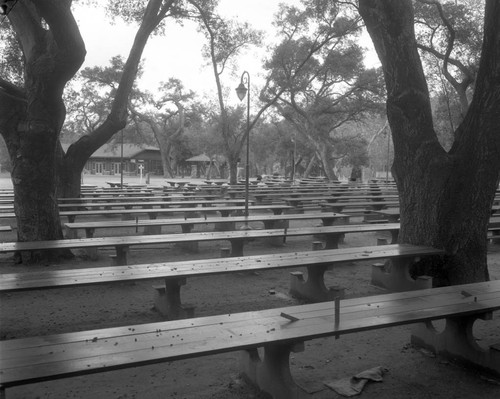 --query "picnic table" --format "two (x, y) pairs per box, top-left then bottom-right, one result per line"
(1, 279), (497, 398)
(164, 180), (192, 187)
(64, 212), (349, 238)
(0, 223), (400, 266)
(374, 209), (500, 223)
(0, 204), (294, 224)
(321, 200), (400, 213)
(0, 243), (441, 318)
(55, 198), (253, 211)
